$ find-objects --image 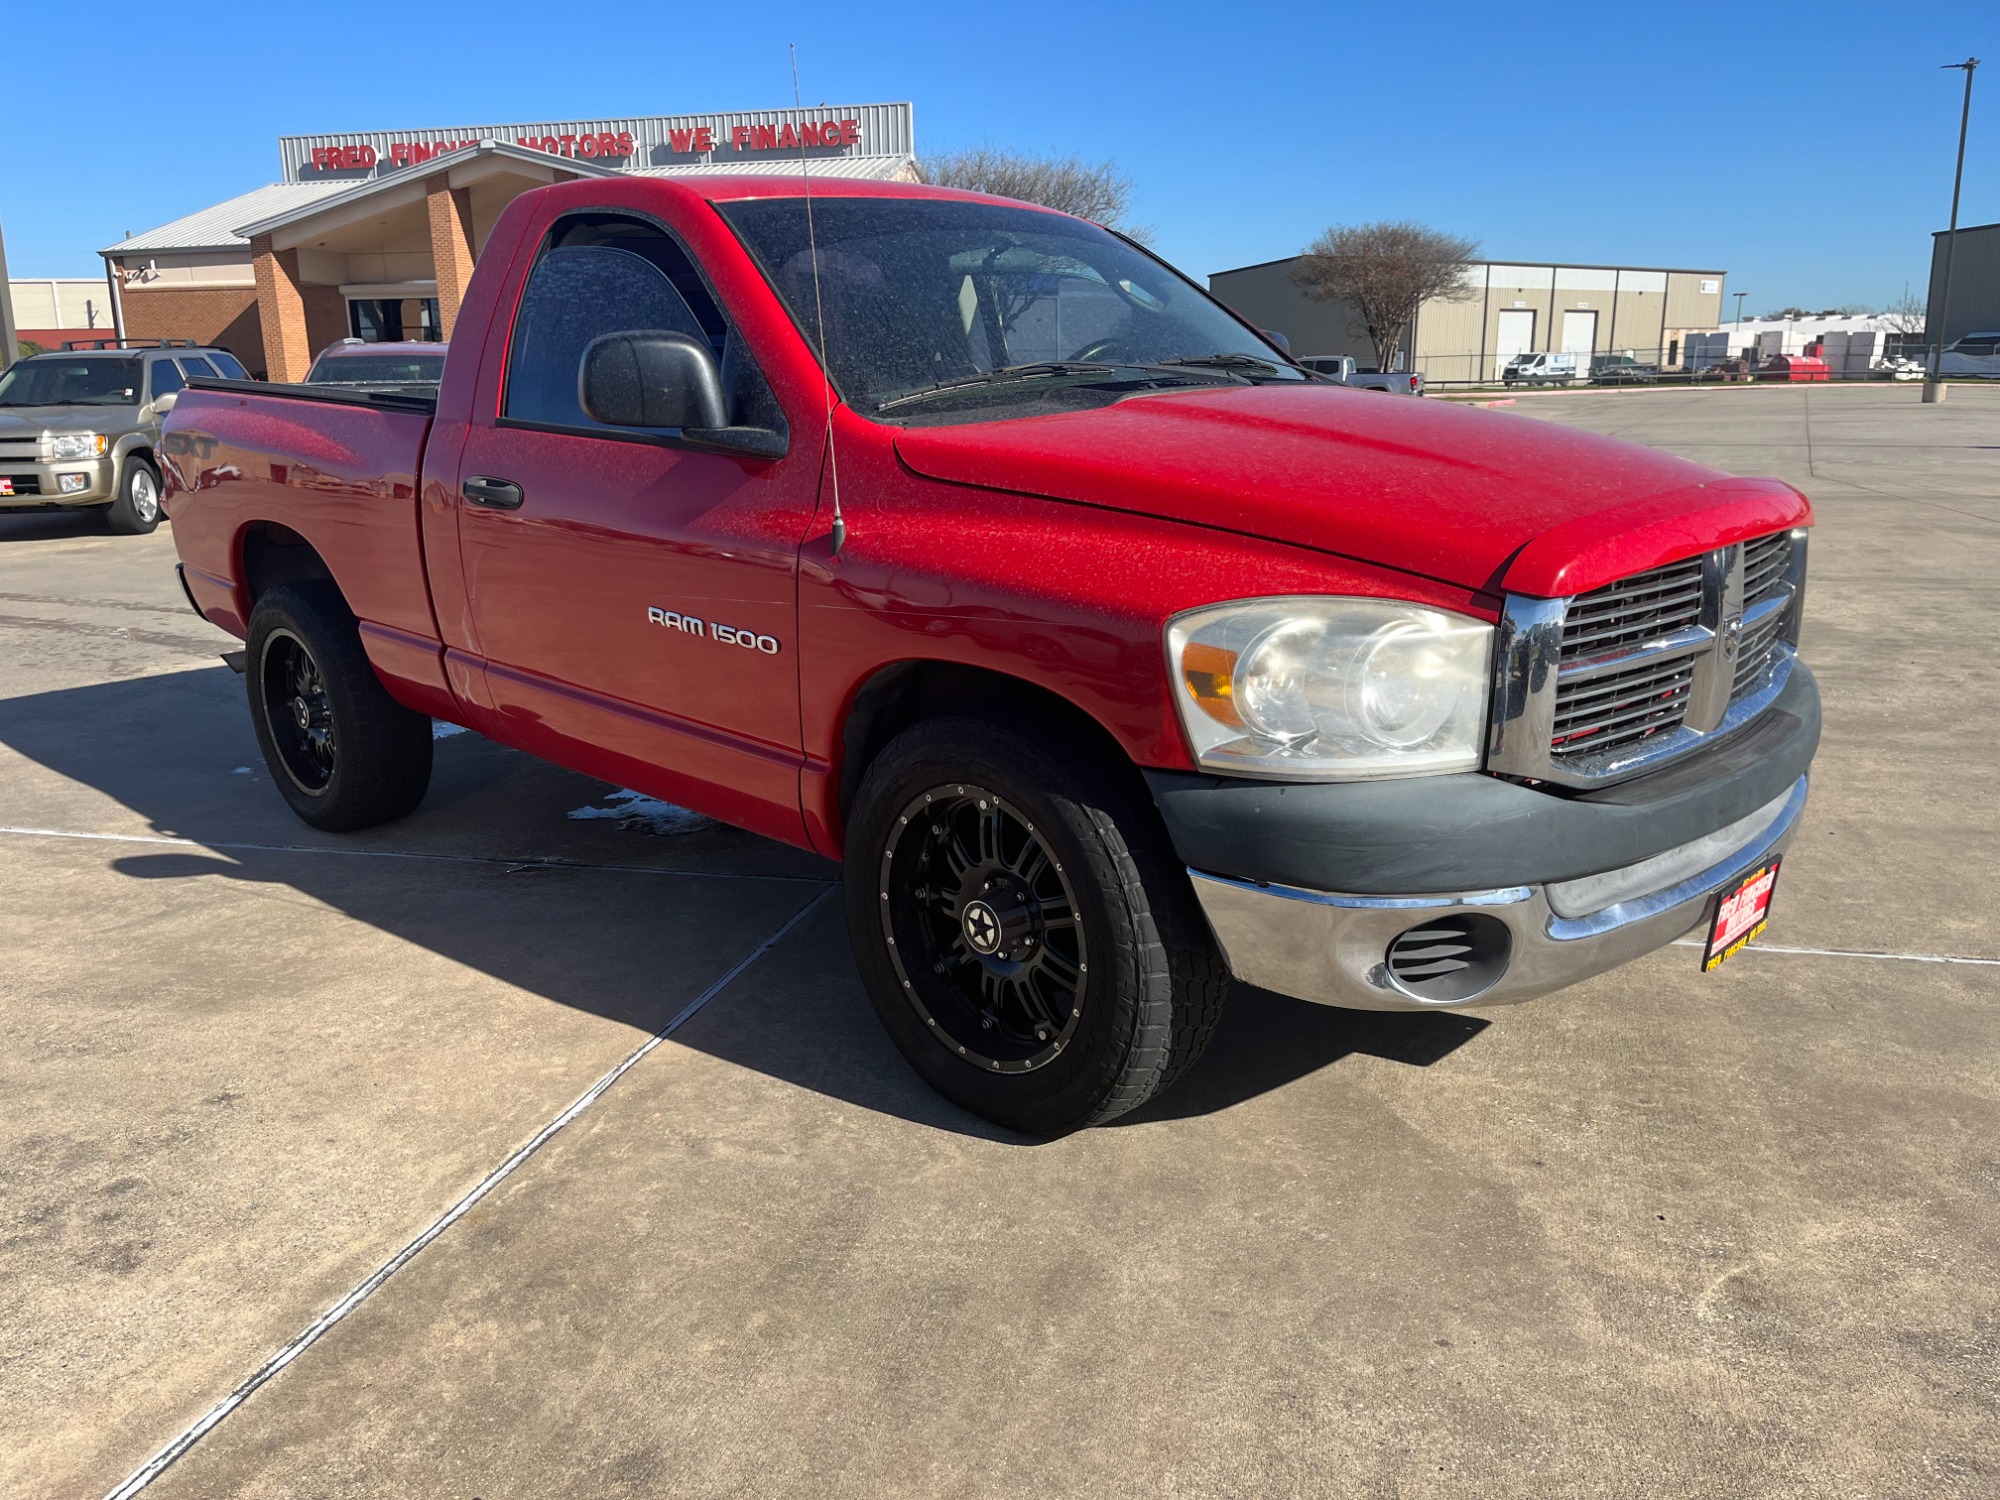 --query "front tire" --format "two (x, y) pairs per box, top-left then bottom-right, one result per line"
(104, 459), (162, 535)
(246, 584), (433, 831)
(844, 718), (1226, 1134)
